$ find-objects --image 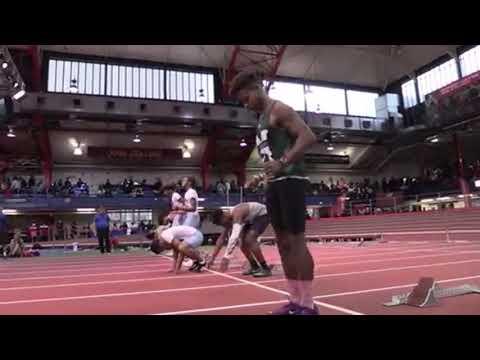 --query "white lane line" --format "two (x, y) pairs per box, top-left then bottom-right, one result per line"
(0, 273), (223, 291)
(313, 274), (480, 300)
(156, 300), (289, 315)
(4, 257), (479, 292)
(3, 249), (478, 283)
(154, 274), (480, 315)
(0, 262), (180, 277)
(0, 282), (247, 306)
(259, 258), (480, 285)
(205, 268), (364, 316)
